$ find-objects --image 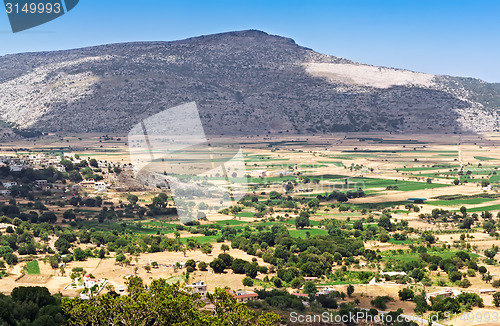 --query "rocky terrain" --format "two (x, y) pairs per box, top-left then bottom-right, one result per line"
(0, 29), (499, 135)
